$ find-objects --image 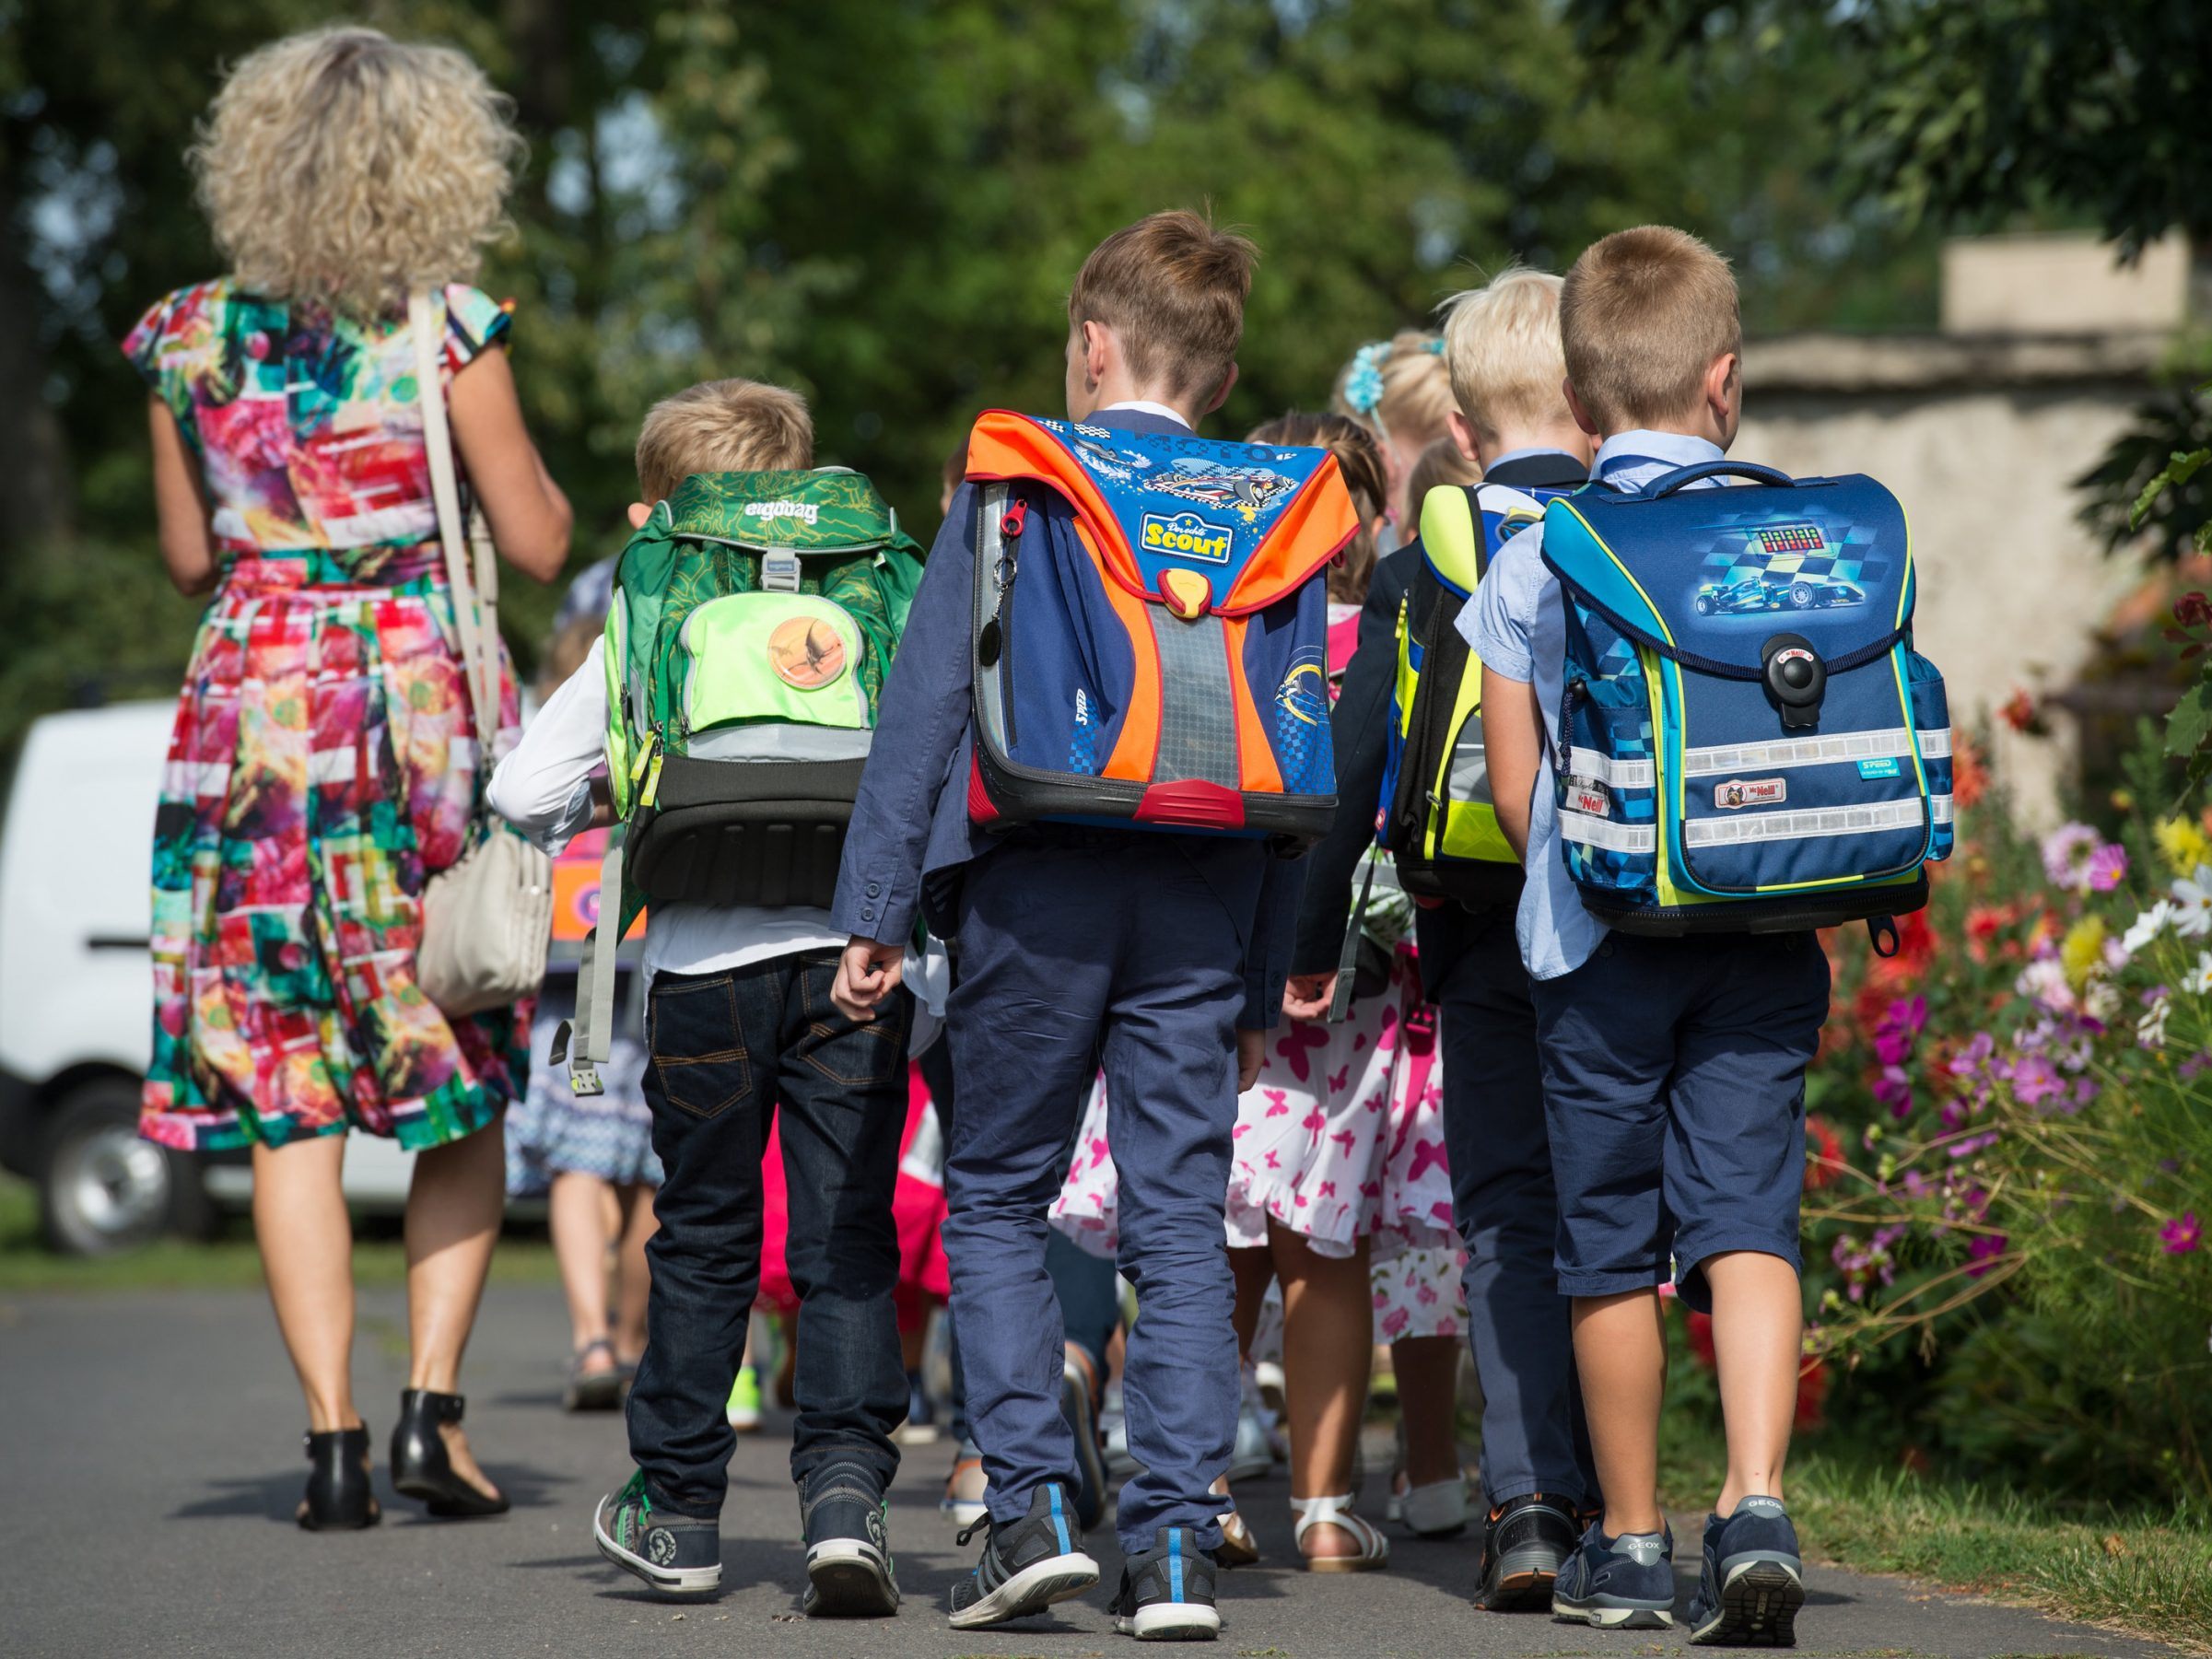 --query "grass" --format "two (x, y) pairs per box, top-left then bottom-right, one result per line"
(0, 1173), (560, 1294)
(1660, 1418), (2212, 1652)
